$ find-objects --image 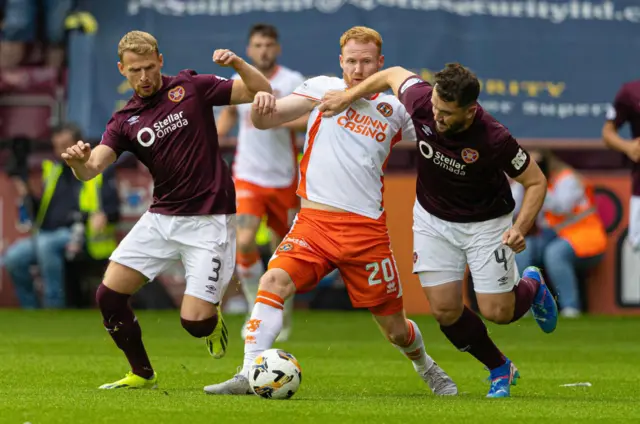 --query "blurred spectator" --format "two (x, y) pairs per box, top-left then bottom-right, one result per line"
(512, 149), (607, 318)
(3, 123), (120, 308)
(0, 0), (73, 68)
